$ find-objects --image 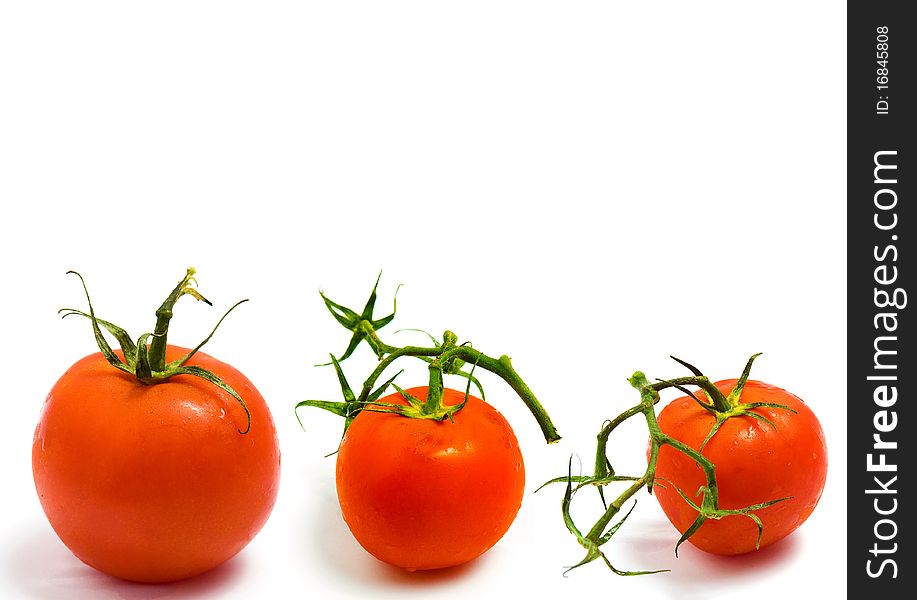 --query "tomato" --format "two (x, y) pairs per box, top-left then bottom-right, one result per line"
(32, 345), (280, 583)
(335, 386), (525, 570)
(653, 379), (827, 555)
